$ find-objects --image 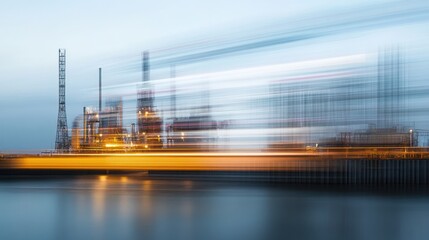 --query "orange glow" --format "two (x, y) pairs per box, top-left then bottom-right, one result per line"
(8, 148), (429, 171)
(105, 143), (118, 148)
(121, 176), (128, 183)
(143, 180), (152, 191)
